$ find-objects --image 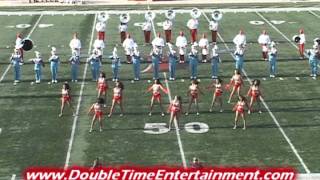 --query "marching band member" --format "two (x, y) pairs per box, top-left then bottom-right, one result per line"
(232, 95), (249, 130)
(69, 51), (80, 82)
(15, 33), (24, 62)
(168, 95), (183, 131)
(122, 33), (135, 64)
(69, 32), (81, 57)
(110, 47), (121, 81)
(227, 69), (243, 103)
(88, 98), (105, 133)
(233, 30), (246, 47)
(268, 42), (277, 78)
(234, 43), (245, 71)
(198, 33), (209, 62)
(167, 43), (178, 80)
(108, 81), (124, 117)
(93, 36), (105, 59)
(10, 49), (23, 84)
(59, 82), (75, 117)
(186, 79), (203, 116)
(247, 79), (262, 114)
(97, 72), (108, 102)
(298, 29), (306, 59)
(258, 30), (271, 61)
(132, 47), (141, 81)
(176, 31), (188, 63)
(163, 18), (173, 43)
(146, 79), (168, 117)
(49, 47), (60, 84)
(307, 44), (319, 79)
(151, 46), (161, 80)
(143, 20), (152, 44)
(152, 32), (165, 59)
(188, 44), (199, 80)
(119, 22), (128, 43)
(209, 19), (218, 43)
(29, 51), (45, 84)
(187, 17), (199, 43)
(96, 21), (106, 41)
(88, 49), (102, 81)
(207, 78), (223, 113)
(210, 43), (220, 79)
